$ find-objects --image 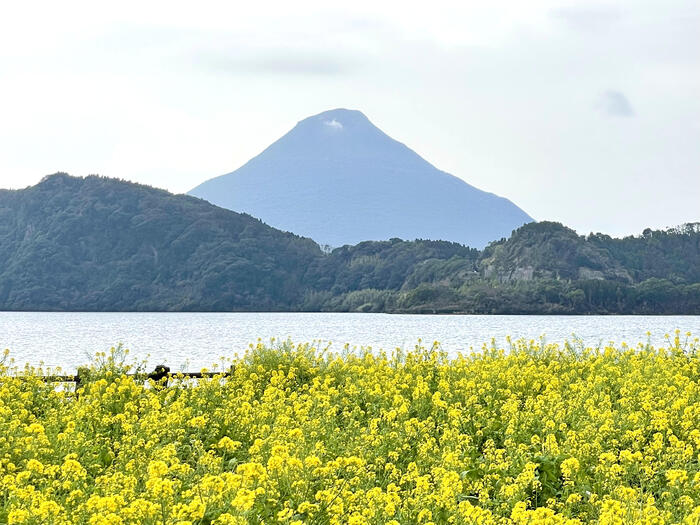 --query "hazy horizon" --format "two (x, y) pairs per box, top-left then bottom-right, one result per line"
(1, 0), (698, 238)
